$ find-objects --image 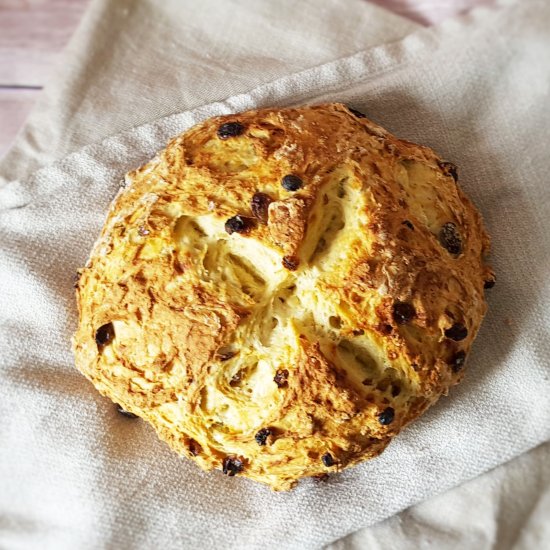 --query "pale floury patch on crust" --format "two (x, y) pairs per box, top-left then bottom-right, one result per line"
(73, 103), (494, 491)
